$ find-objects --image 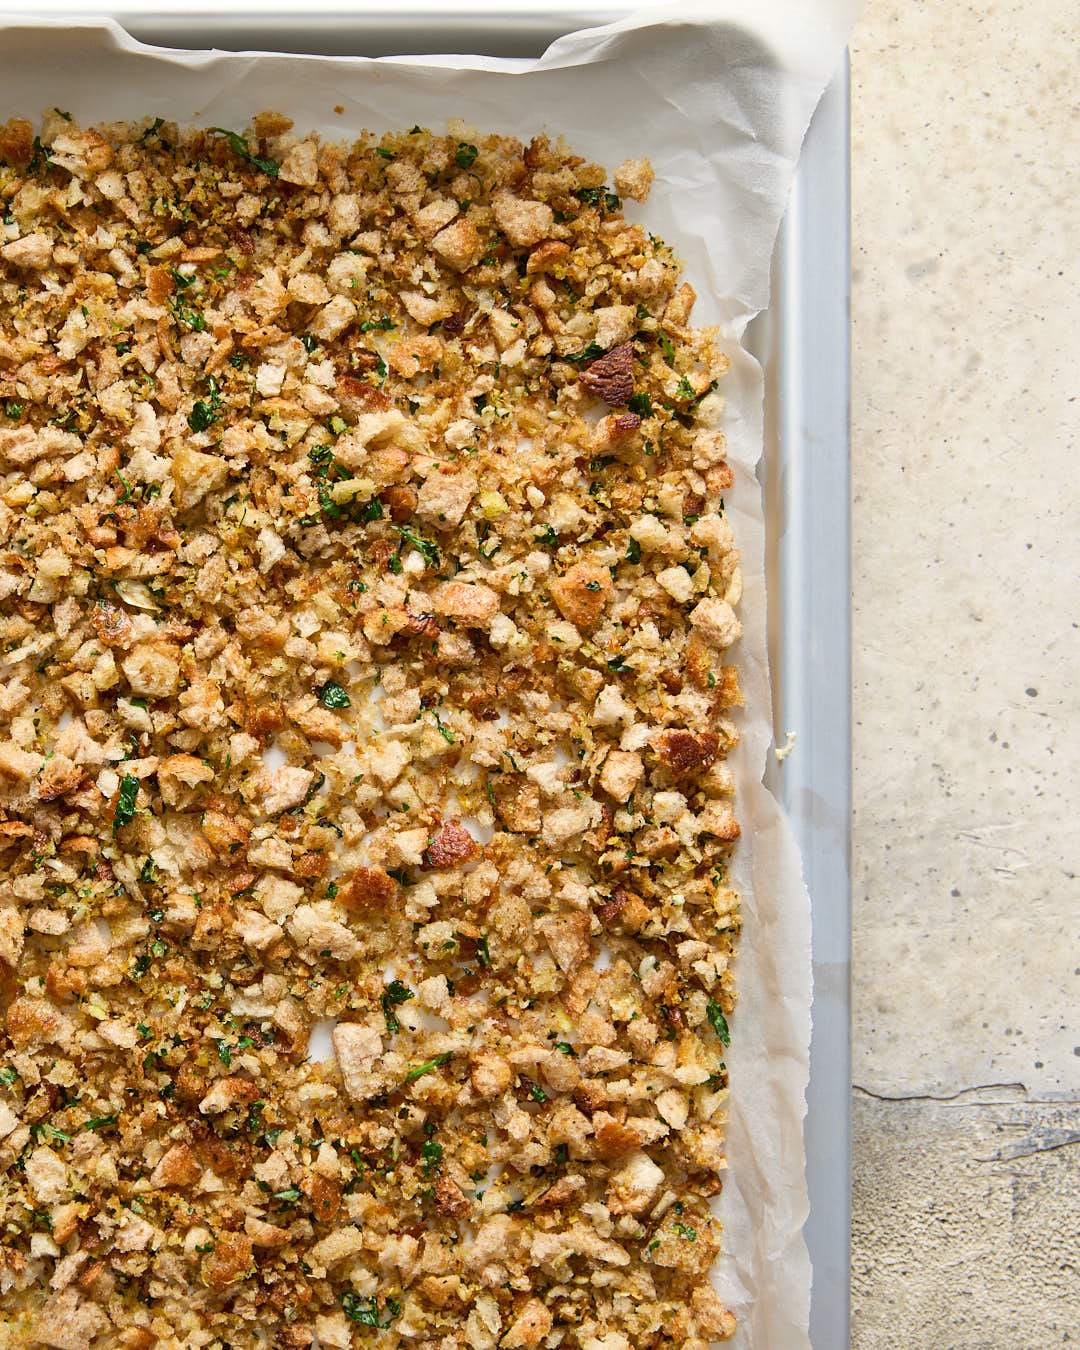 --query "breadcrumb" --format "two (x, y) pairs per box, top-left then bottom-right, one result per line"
(0, 111), (741, 1350)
